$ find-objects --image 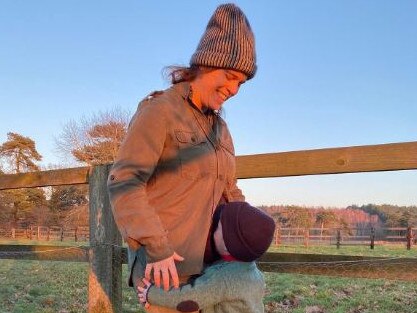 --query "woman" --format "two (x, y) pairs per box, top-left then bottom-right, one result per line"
(107, 3), (256, 312)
